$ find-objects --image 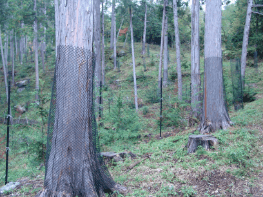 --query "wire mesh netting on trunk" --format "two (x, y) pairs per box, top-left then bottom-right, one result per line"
(230, 58), (243, 111)
(44, 46), (116, 195)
